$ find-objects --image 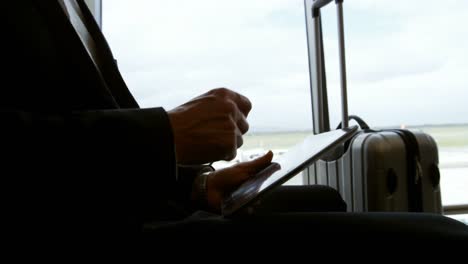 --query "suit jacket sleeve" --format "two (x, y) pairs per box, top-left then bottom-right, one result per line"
(2, 107), (189, 229)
